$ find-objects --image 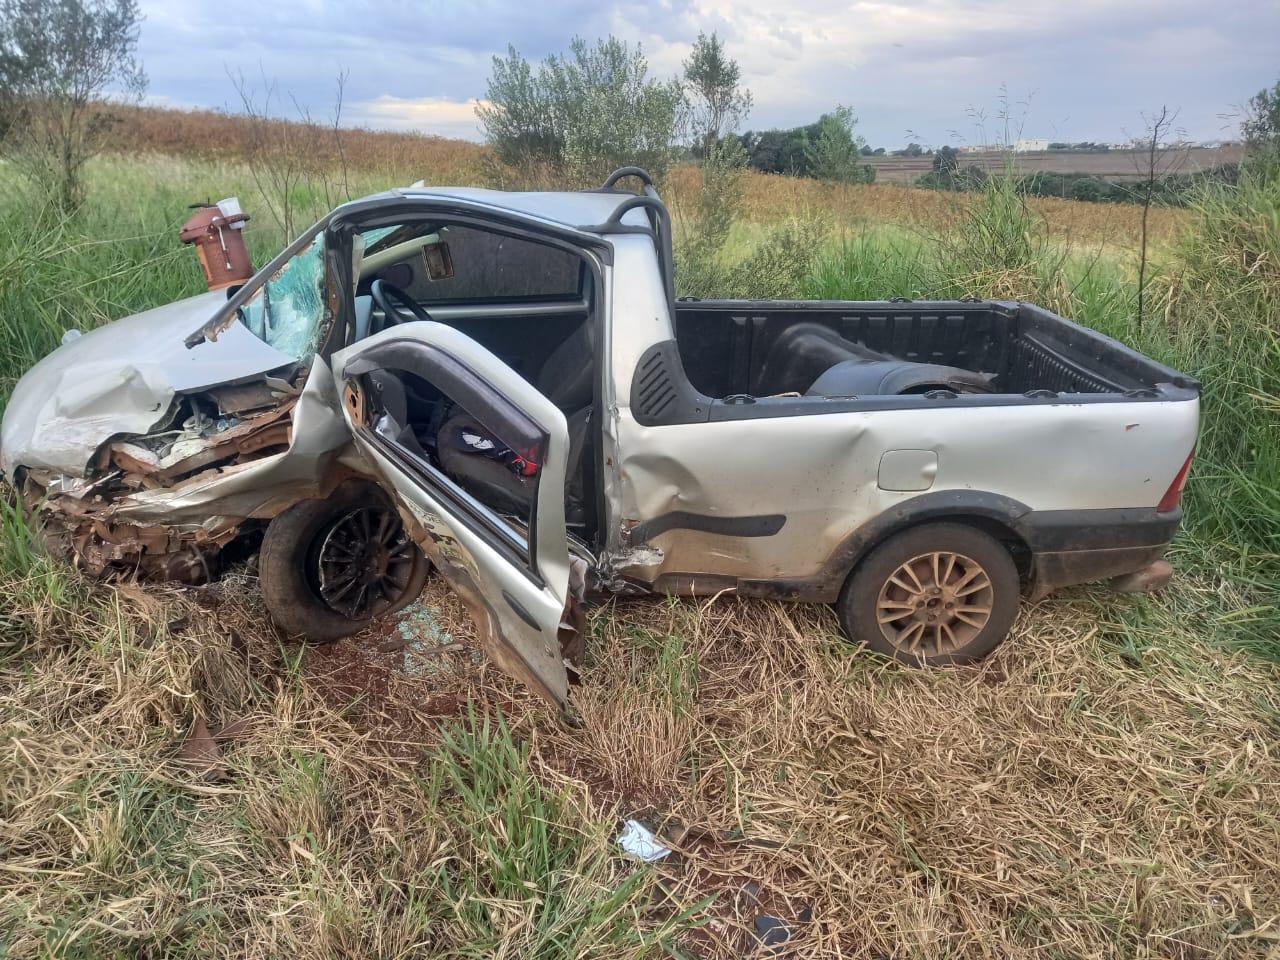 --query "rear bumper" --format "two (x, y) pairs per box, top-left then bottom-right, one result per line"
(1017, 507), (1182, 598)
